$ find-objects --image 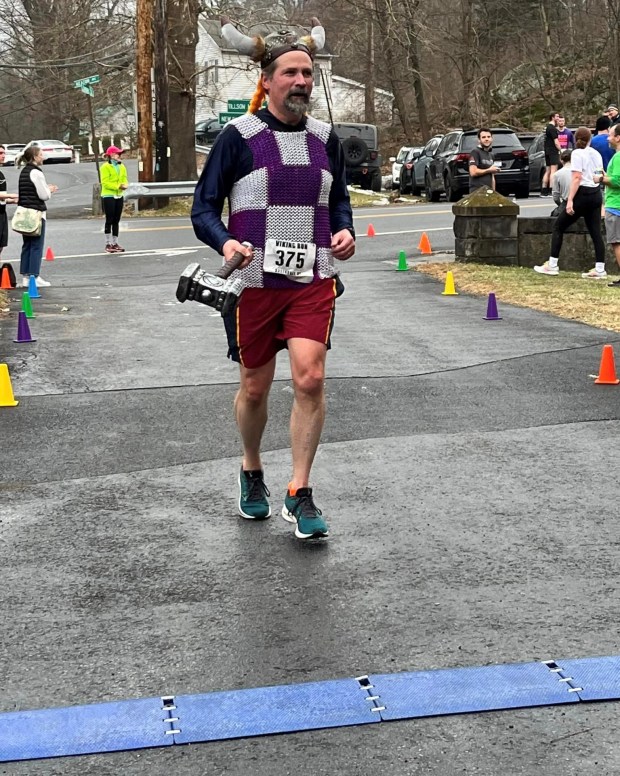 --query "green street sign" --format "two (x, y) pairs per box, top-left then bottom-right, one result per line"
(227, 99), (249, 113)
(74, 74), (100, 88)
(219, 112), (240, 124)
(80, 85), (95, 97)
